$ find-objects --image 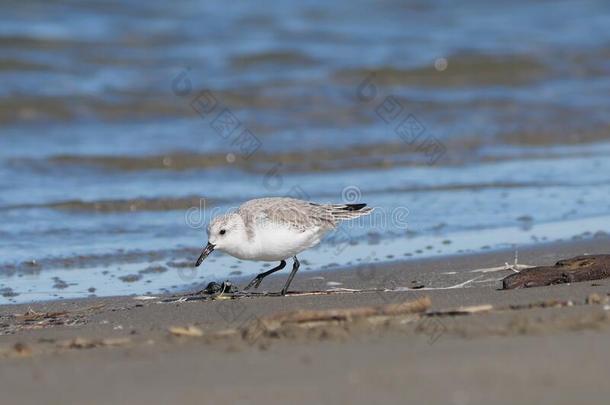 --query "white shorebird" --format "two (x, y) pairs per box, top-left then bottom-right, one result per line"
(195, 197), (373, 295)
